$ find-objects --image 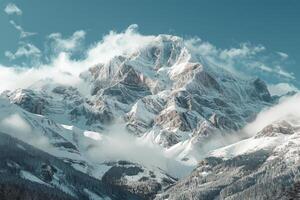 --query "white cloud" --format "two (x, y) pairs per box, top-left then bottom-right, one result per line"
(220, 43), (265, 59)
(275, 65), (295, 79)
(4, 3), (22, 15)
(248, 63), (295, 79)
(0, 52), (87, 94)
(5, 42), (41, 60)
(277, 51), (289, 59)
(244, 93), (300, 135)
(0, 103), (52, 149)
(10, 20), (37, 38)
(0, 113), (31, 134)
(85, 123), (189, 177)
(256, 63), (273, 72)
(48, 30), (86, 53)
(268, 83), (298, 96)
(86, 24), (155, 65)
(185, 38), (294, 80)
